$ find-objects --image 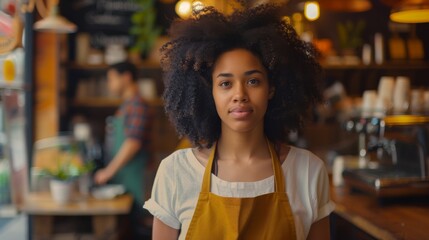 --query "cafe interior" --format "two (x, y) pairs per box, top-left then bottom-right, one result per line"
(0, 0), (429, 239)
